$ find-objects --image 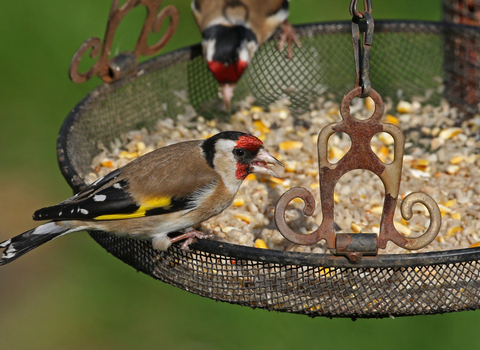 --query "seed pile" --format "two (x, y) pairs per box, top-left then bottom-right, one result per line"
(85, 96), (480, 254)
